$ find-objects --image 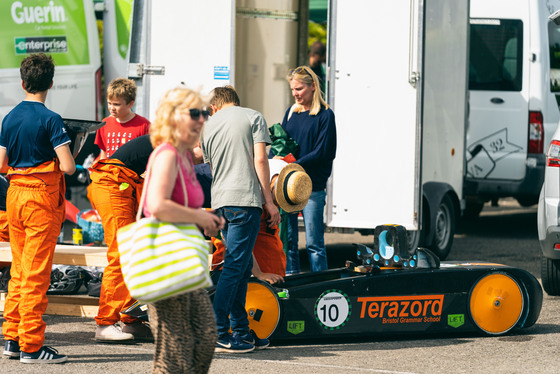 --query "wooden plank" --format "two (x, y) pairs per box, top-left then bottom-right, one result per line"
(0, 243), (108, 267)
(0, 292), (99, 318)
(0, 241), (213, 267)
